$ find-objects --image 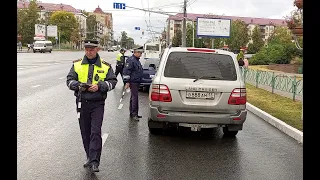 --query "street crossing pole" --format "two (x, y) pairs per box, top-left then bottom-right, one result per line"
(181, 0), (187, 47)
